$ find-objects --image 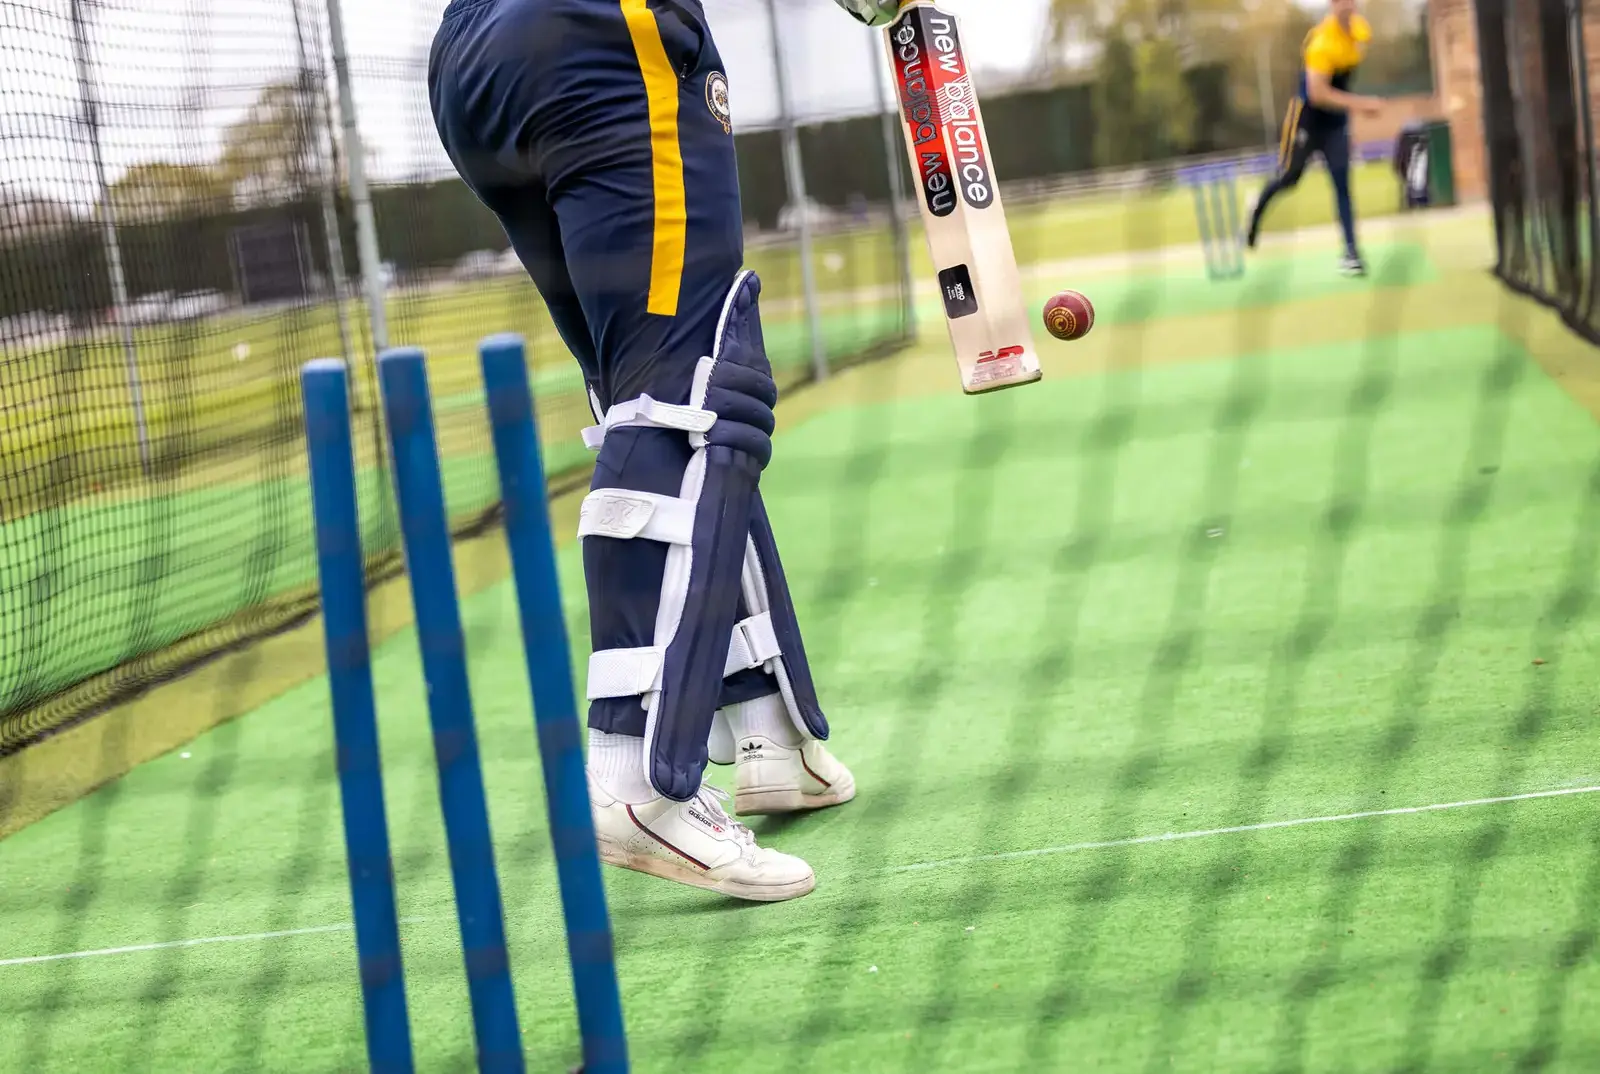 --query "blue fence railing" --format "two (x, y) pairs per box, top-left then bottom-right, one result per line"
(1174, 140), (1398, 186)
